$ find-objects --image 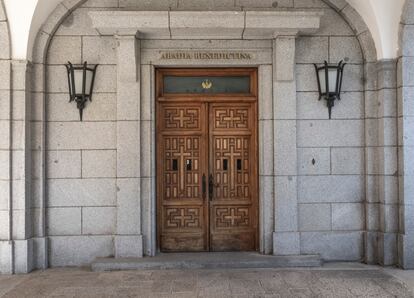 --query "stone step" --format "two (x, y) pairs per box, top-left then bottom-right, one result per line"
(91, 252), (322, 272)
